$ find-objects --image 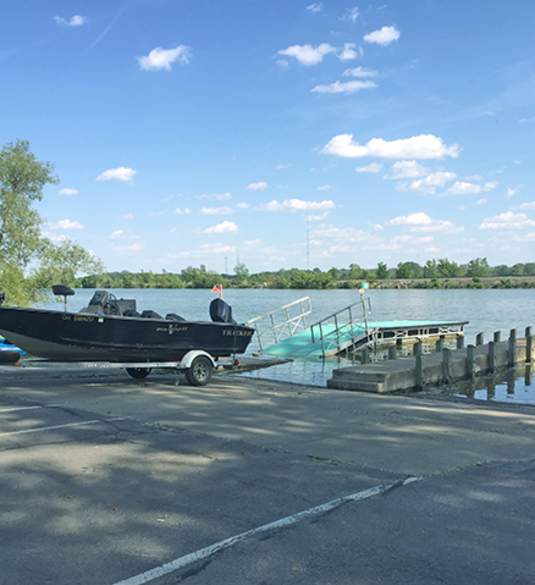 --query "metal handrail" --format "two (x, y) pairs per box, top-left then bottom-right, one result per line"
(310, 302), (369, 358)
(247, 296), (312, 352)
